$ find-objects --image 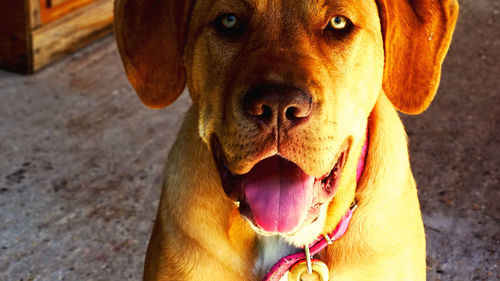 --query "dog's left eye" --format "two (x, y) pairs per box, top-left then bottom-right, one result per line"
(327, 16), (350, 30)
(214, 13), (244, 37)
